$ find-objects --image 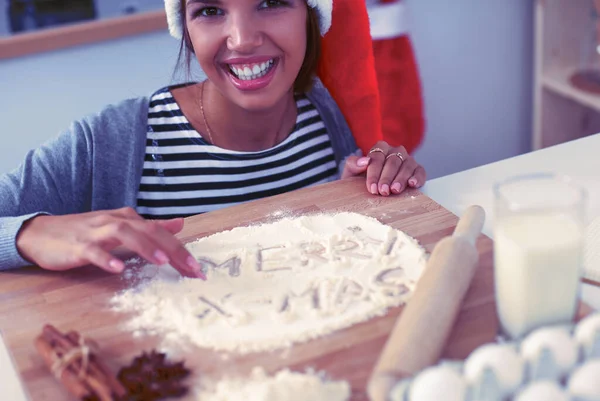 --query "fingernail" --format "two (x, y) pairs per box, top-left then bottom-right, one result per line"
(154, 250), (169, 265)
(409, 178), (417, 187)
(392, 183), (402, 193)
(109, 259), (125, 273)
(357, 157), (370, 167)
(187, 256), (206, 279)
(370, 183), (378, 195)
(381, 184), (390, 196)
